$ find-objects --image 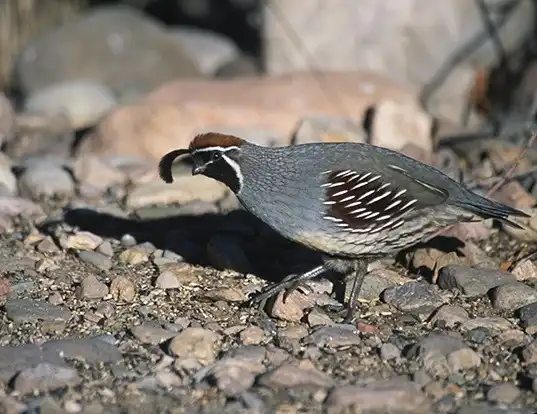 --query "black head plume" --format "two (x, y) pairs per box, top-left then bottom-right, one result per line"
(158, 149), (190, 183)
